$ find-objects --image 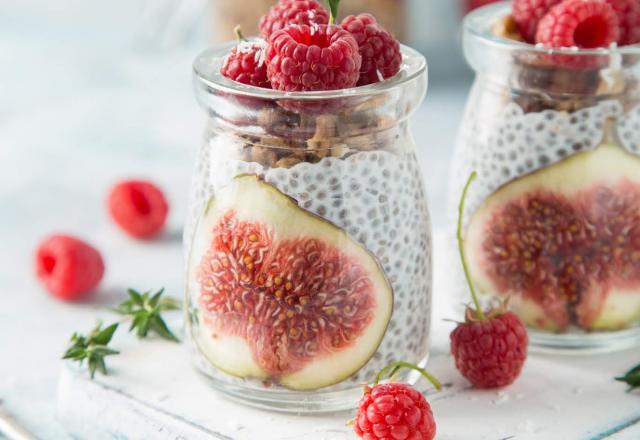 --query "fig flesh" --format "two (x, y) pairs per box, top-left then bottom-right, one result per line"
(466, 144), (640, 331)
(187, 175), (393, 389)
